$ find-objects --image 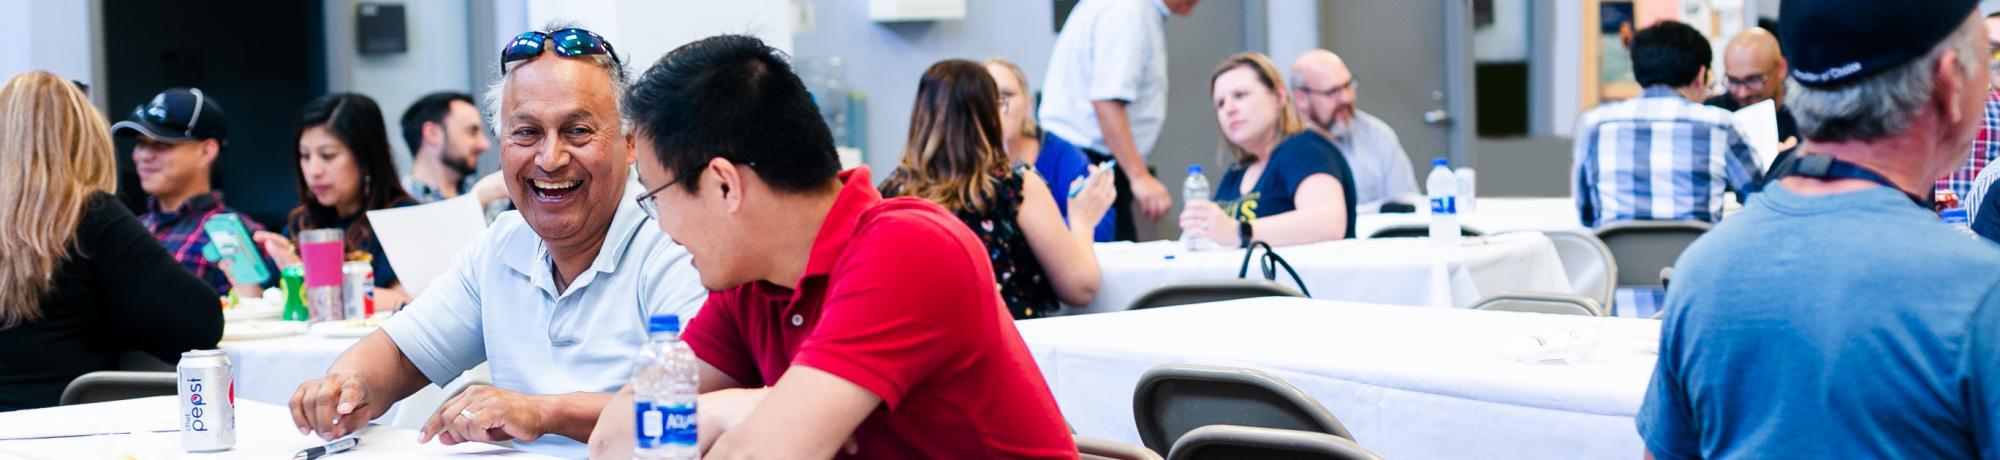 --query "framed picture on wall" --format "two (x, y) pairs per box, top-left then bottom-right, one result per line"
(1581, 0), (1752, 113)
(1581, 0), (1642, 109)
